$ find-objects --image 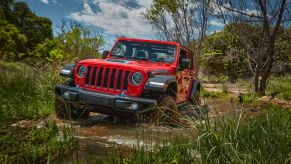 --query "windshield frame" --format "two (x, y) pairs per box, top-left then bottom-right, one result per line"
(109, 40), (178, 64)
